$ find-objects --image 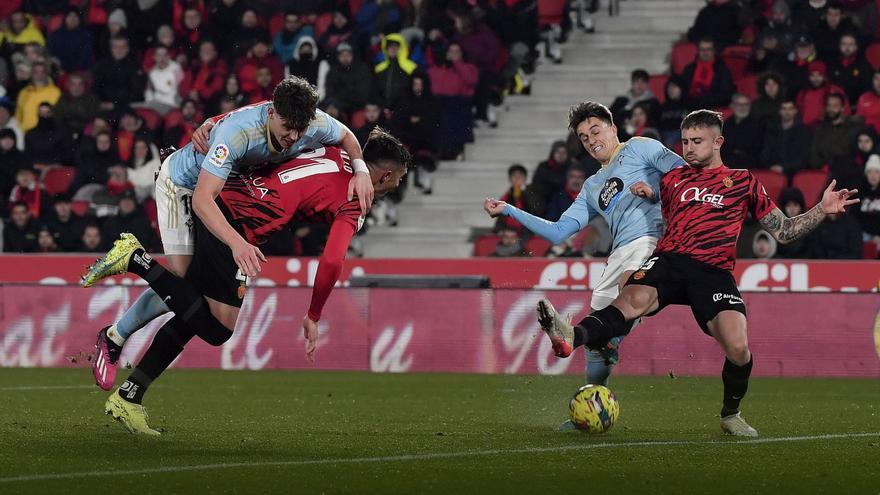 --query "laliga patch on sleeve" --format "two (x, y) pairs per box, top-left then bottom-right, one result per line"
(209, 144), (229, 167)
